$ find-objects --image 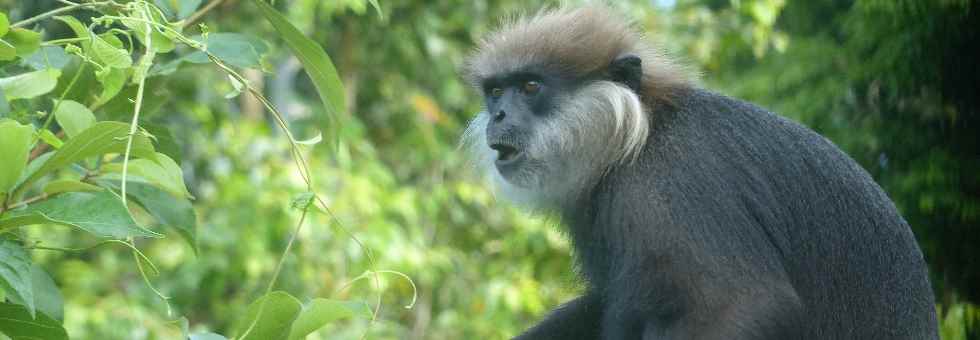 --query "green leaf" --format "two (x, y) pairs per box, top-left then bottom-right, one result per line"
(287, 299), (372, 340)
(233, 291), (303, 340)
(5, 28), (41, 57)
(120, 8), (176, 53)
(92, 34), (132, 69)
(141, 123), (182, 162)
(0, 39), (14, 61)
(53, 99), (96, 139)
(0, 120), (33, 193)
(36, 129), (64, 149)
(367, 0), (384, 20)
(7, 265), (63, 322)
(98, 180), (197, 254)
(0, 302), (68, 340)
(185, 33), (269, 69)
(104, 152), (190, 199)
(0, 240), (34, 317)
(23, 46), (72, 70)
(0, 190), (161, 238)
(17, 121), (156, 195)
(0, 12), (8, 37)
(54, 16), (90, 40)
(94, 67), (127, 106)
(0, 69), (62, 100)
(254, 0), (346, 146)
(42, 179), (102, 195)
